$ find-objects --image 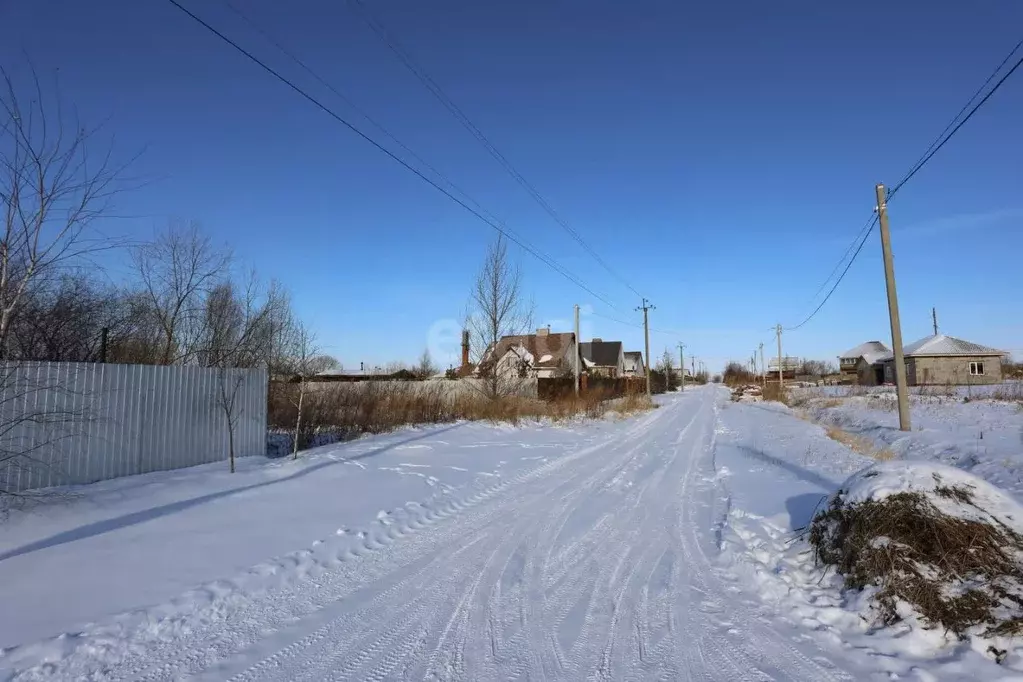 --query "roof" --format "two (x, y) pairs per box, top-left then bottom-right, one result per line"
(485, 332), (575, 369)
(579, 340), (623, 367)
(862, 350), (892, 365)
(901, 334), (1005, 358)
(839, 341), (890, 360)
